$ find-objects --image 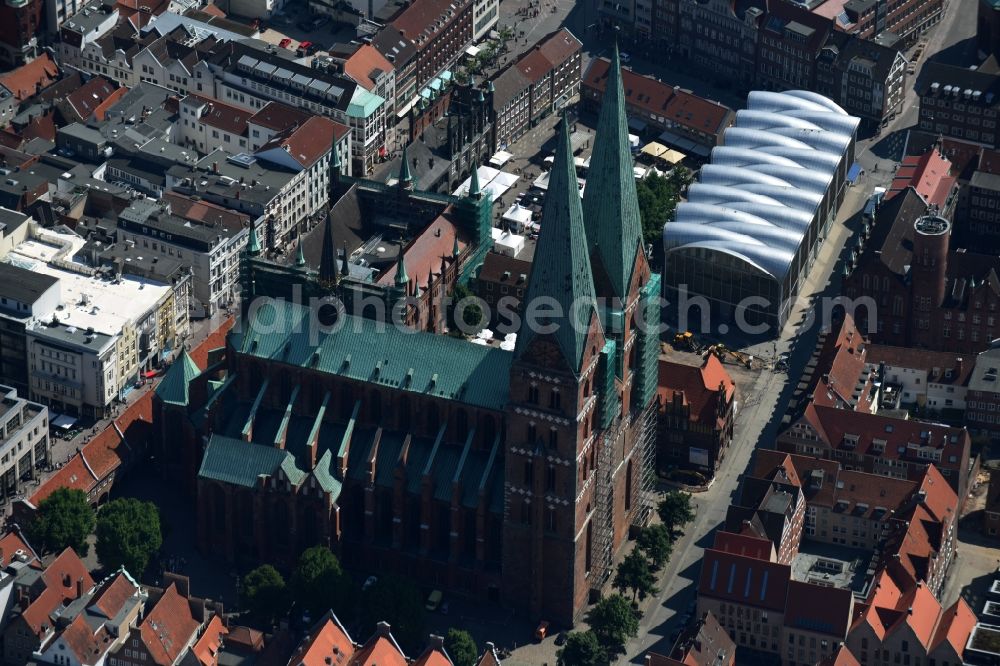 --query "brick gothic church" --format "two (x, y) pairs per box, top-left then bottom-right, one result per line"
(151, 49), (660, 625)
